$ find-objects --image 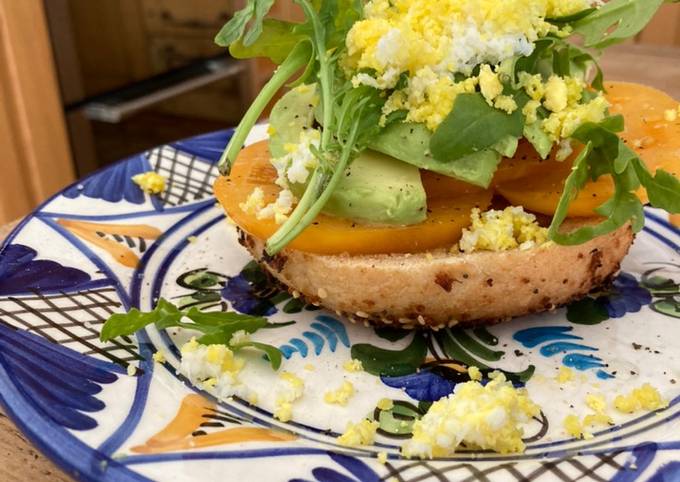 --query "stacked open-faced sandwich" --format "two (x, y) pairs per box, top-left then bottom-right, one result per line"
(214, 0), (680, 329)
